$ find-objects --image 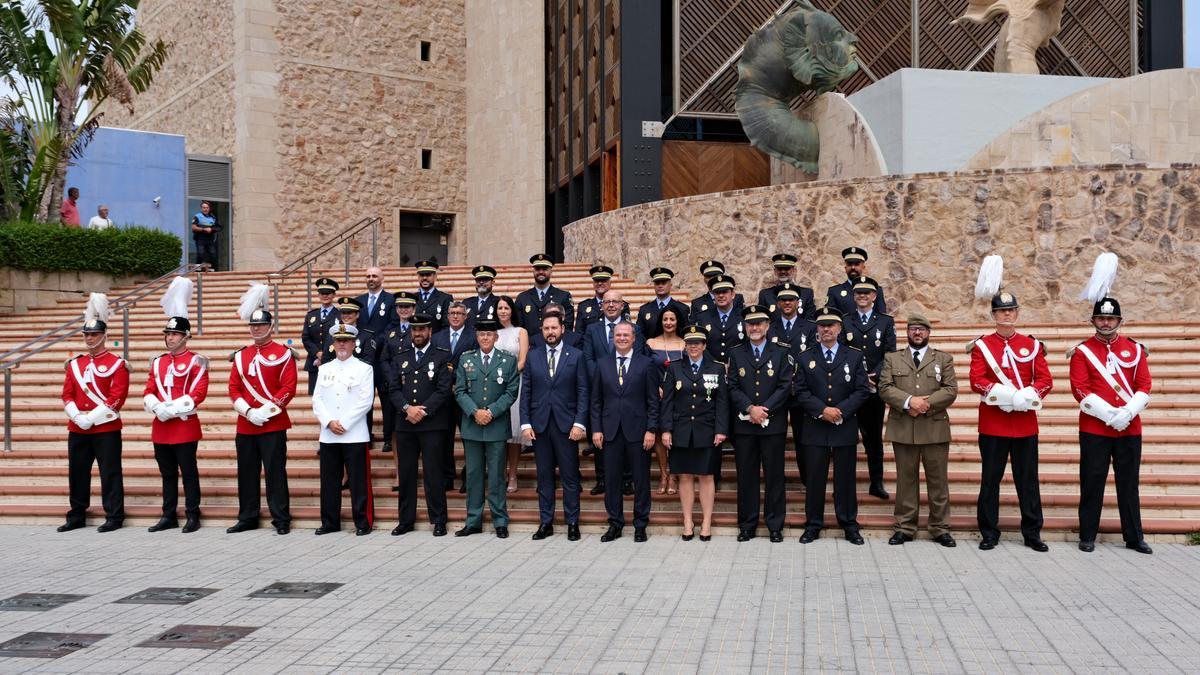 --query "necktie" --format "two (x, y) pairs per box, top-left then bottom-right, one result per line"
(607, 323), (614, 345)
(913, 350), (922, 369)
(415, 349), (424, 363)
(861, 313), (868, 324)
(421, 291), (429, 303)
(692, 362), (700, 374)
(539, 290), (546, 303)
(548, 347), (557, 377)
(450, 332), (459, 353)
(754, 346), (762, 360)
(320, 308), (328, 322)
(825, 349), (834, 363)
(482, 353), (490, 370)
(659, 301), (666, 310)
(784, 320), (792, 333)
(720, 313), (728, 327)
(618, 356), (627, 384)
